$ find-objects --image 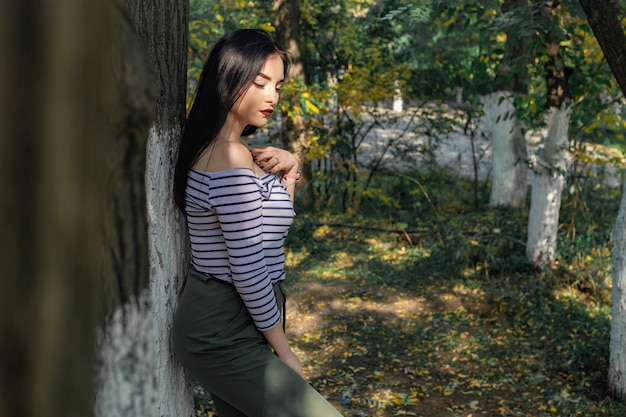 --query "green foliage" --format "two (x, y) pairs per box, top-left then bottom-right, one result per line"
(187, 0), (626, 217)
